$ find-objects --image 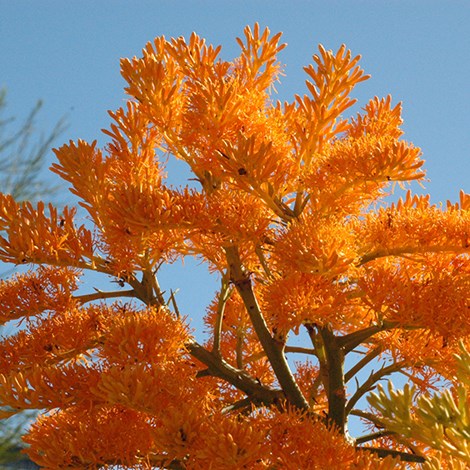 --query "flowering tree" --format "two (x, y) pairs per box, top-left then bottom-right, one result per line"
(0, 25), (469, 469)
